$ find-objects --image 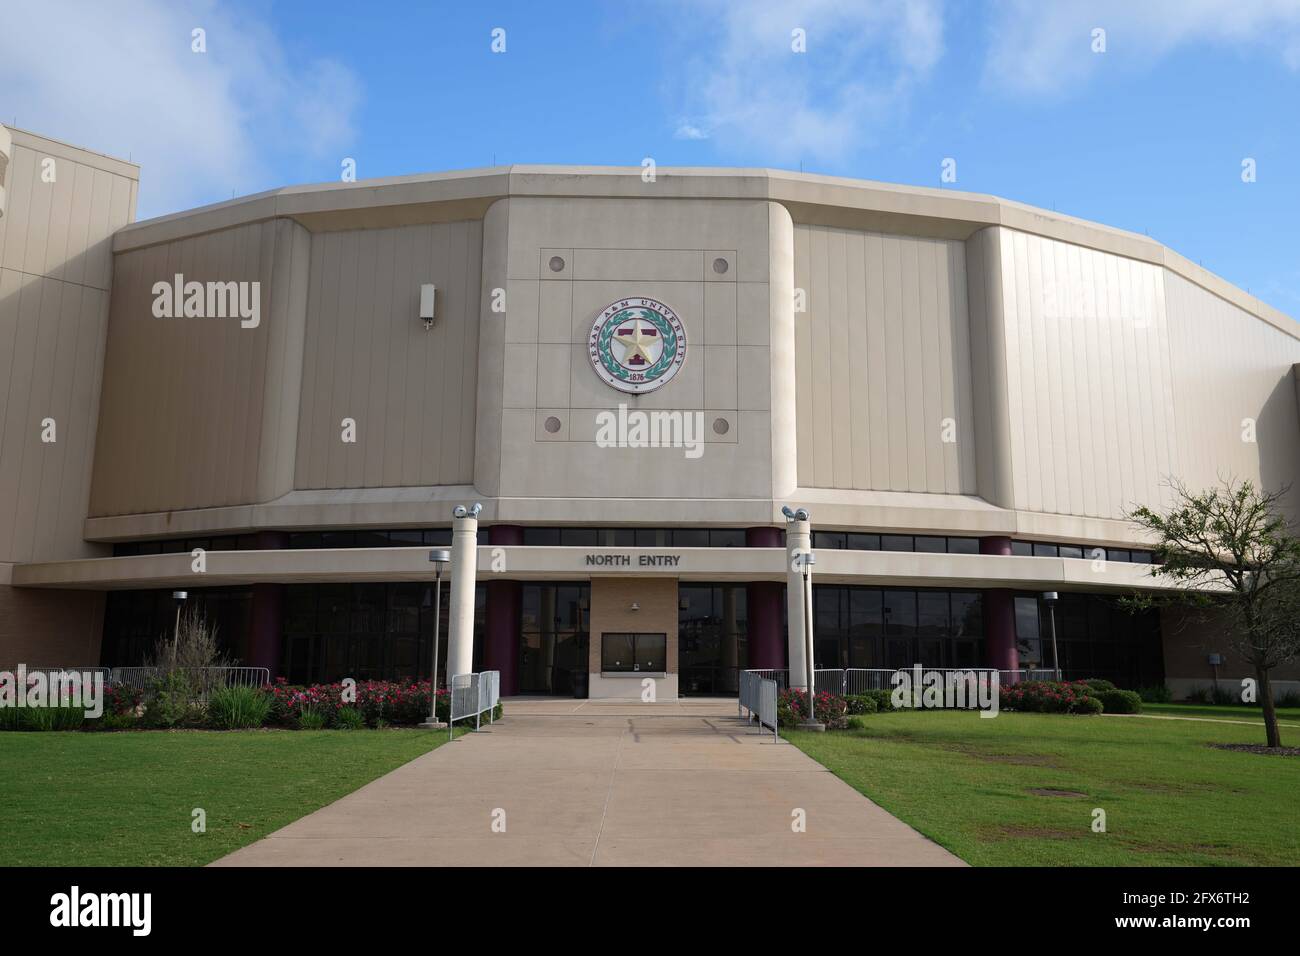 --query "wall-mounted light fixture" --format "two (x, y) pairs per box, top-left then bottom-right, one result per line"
(419, 284), (437, 330)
